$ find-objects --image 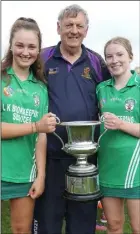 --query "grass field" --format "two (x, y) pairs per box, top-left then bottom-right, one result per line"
(1, 200), (131, 234)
